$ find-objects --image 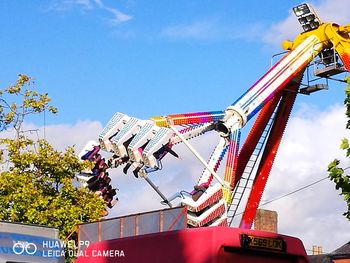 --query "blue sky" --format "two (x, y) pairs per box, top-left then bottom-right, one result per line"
(1, 0), (350, 253)
(1, 0), (347, 125)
